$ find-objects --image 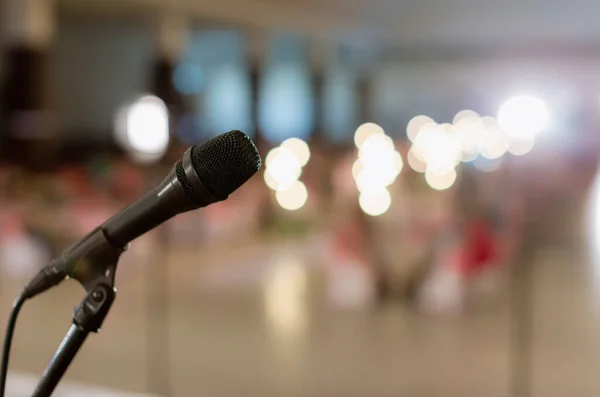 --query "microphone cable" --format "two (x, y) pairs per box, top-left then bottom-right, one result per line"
(0, 290), (28, 397)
